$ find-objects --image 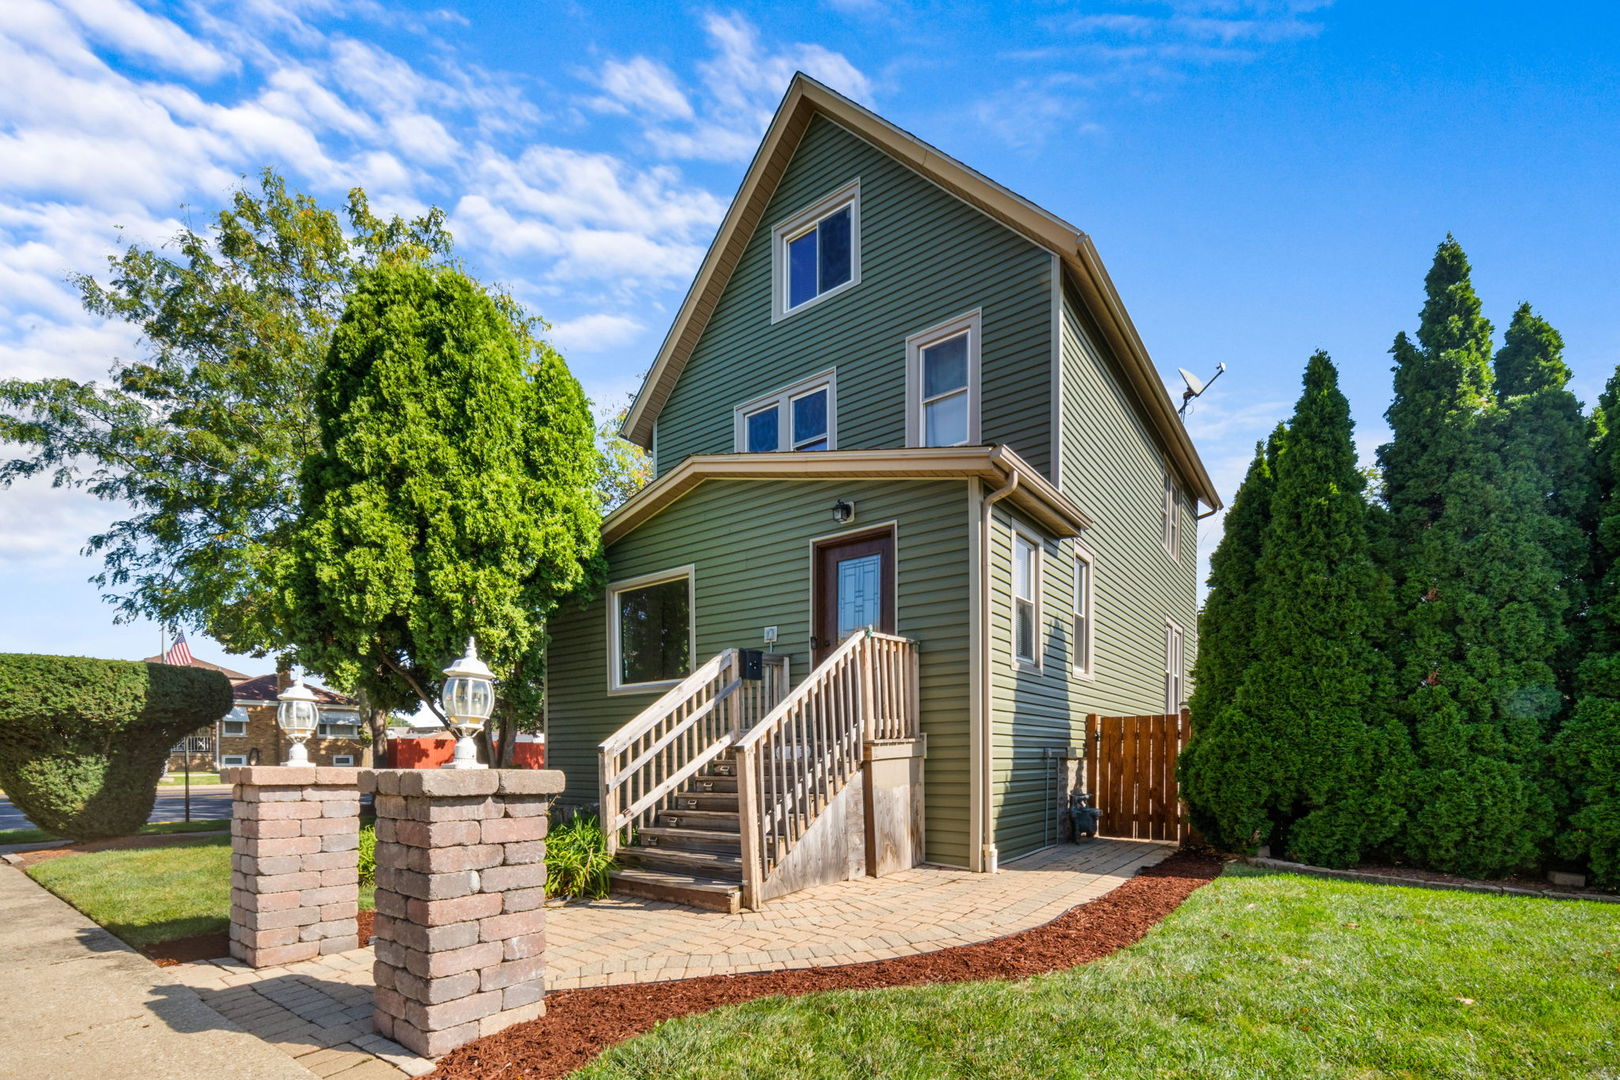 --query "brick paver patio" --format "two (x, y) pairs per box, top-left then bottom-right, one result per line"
(167, 837), (1172, 1072)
